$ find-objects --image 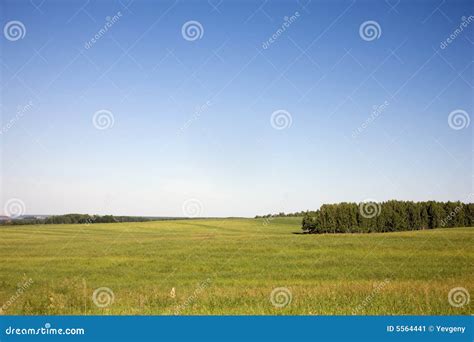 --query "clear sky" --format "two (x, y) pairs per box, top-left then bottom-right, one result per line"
(0, 0), (472, 217)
